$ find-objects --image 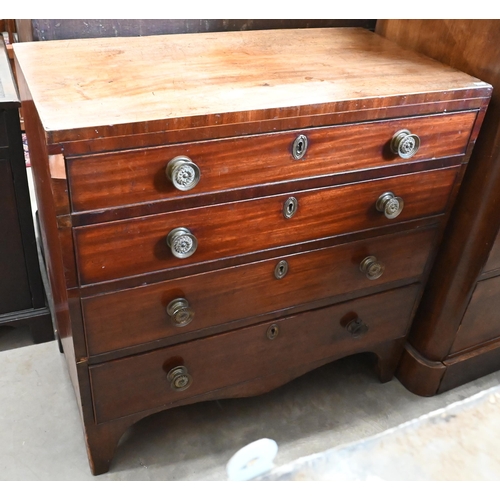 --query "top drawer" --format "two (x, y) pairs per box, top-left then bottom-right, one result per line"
(67, 112), (476, 213)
